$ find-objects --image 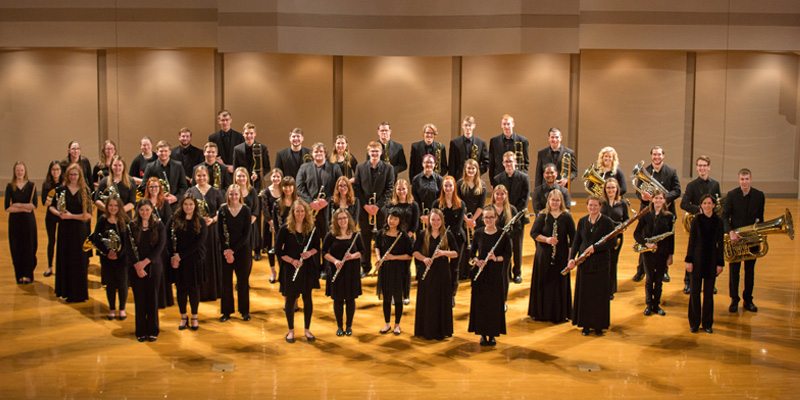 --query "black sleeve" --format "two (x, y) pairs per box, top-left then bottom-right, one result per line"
(231, 207), (252, 252)
(179, 220), (208, 259)
(530, 213), (546, 240)
(146, 222), (167, 263)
